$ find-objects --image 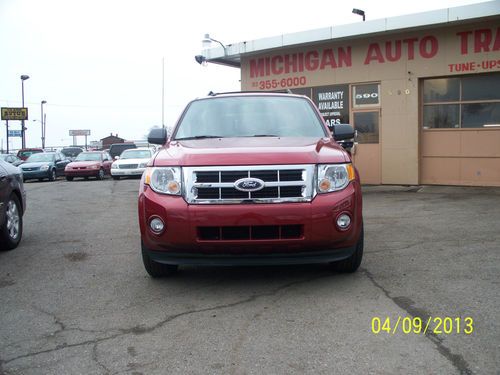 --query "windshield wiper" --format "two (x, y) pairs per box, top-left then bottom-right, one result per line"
(247, 134), (279, 137)
(174, 135), (224, 140)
